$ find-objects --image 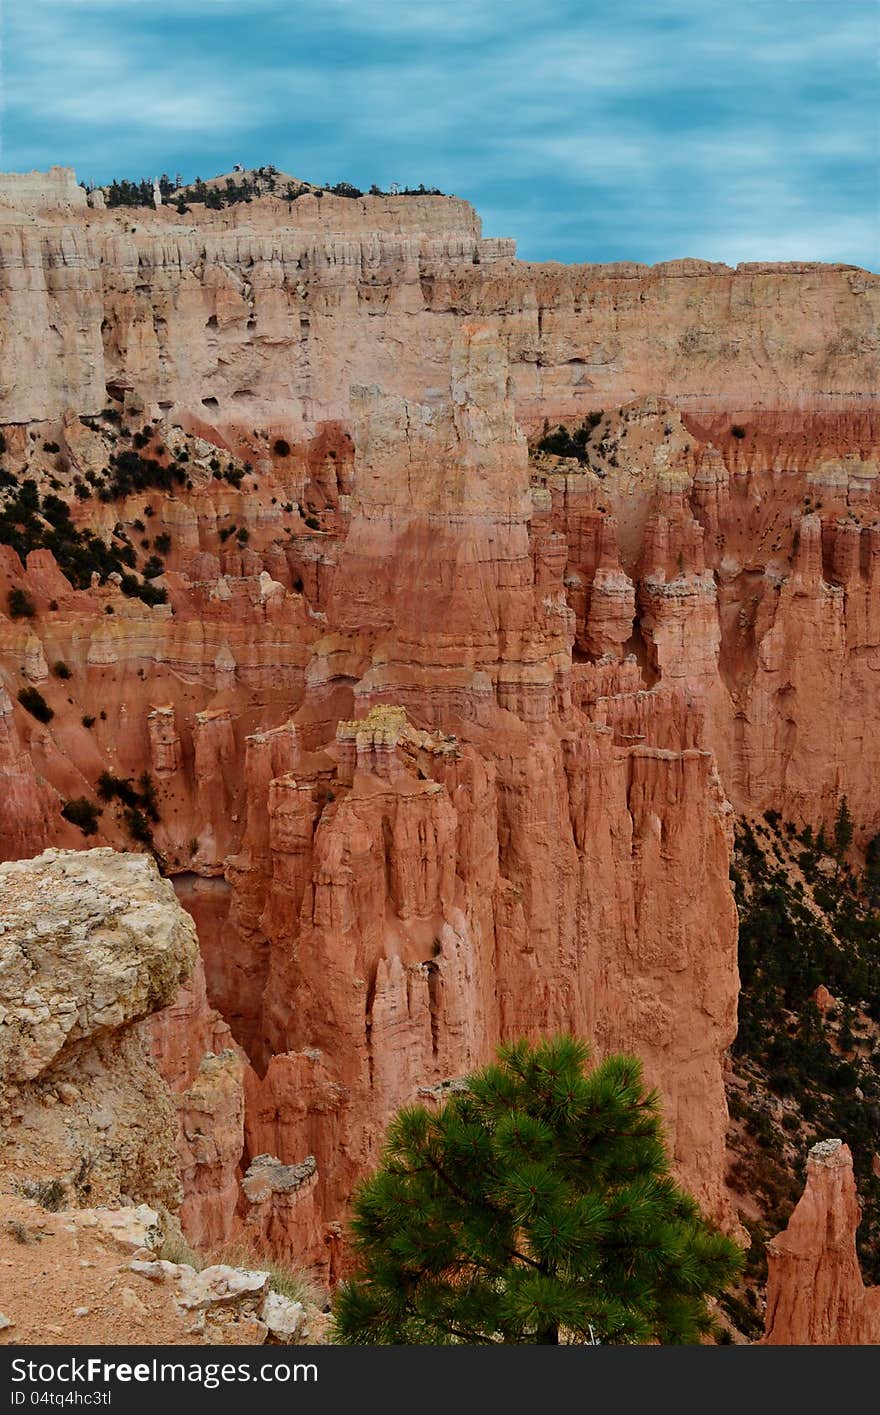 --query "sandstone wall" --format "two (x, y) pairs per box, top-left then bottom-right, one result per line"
(1, 185), (879, 1295)
(0, 167), (87, 215)
(0, 192), (874, 426)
